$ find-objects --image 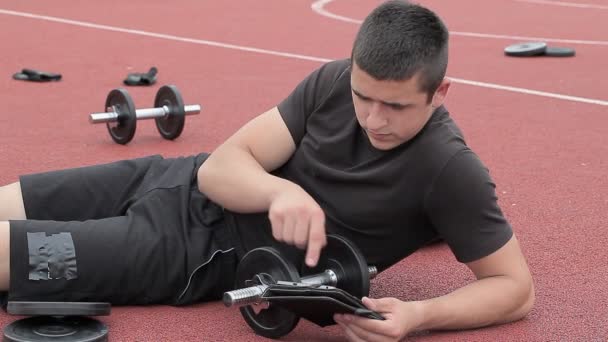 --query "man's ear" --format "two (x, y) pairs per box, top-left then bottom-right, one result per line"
(431, 78), (451, 108)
